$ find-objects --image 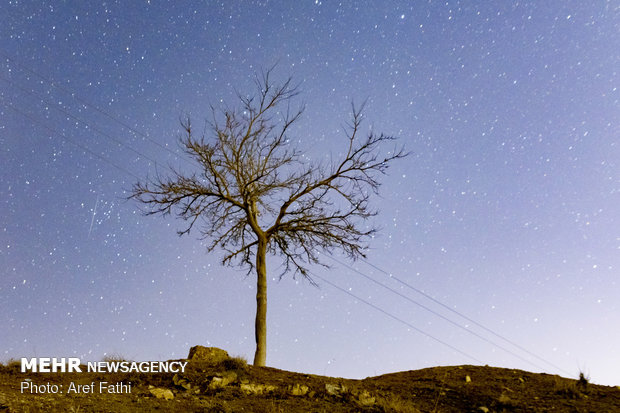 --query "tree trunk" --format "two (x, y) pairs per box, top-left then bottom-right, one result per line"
(253, 235), (268, 366)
